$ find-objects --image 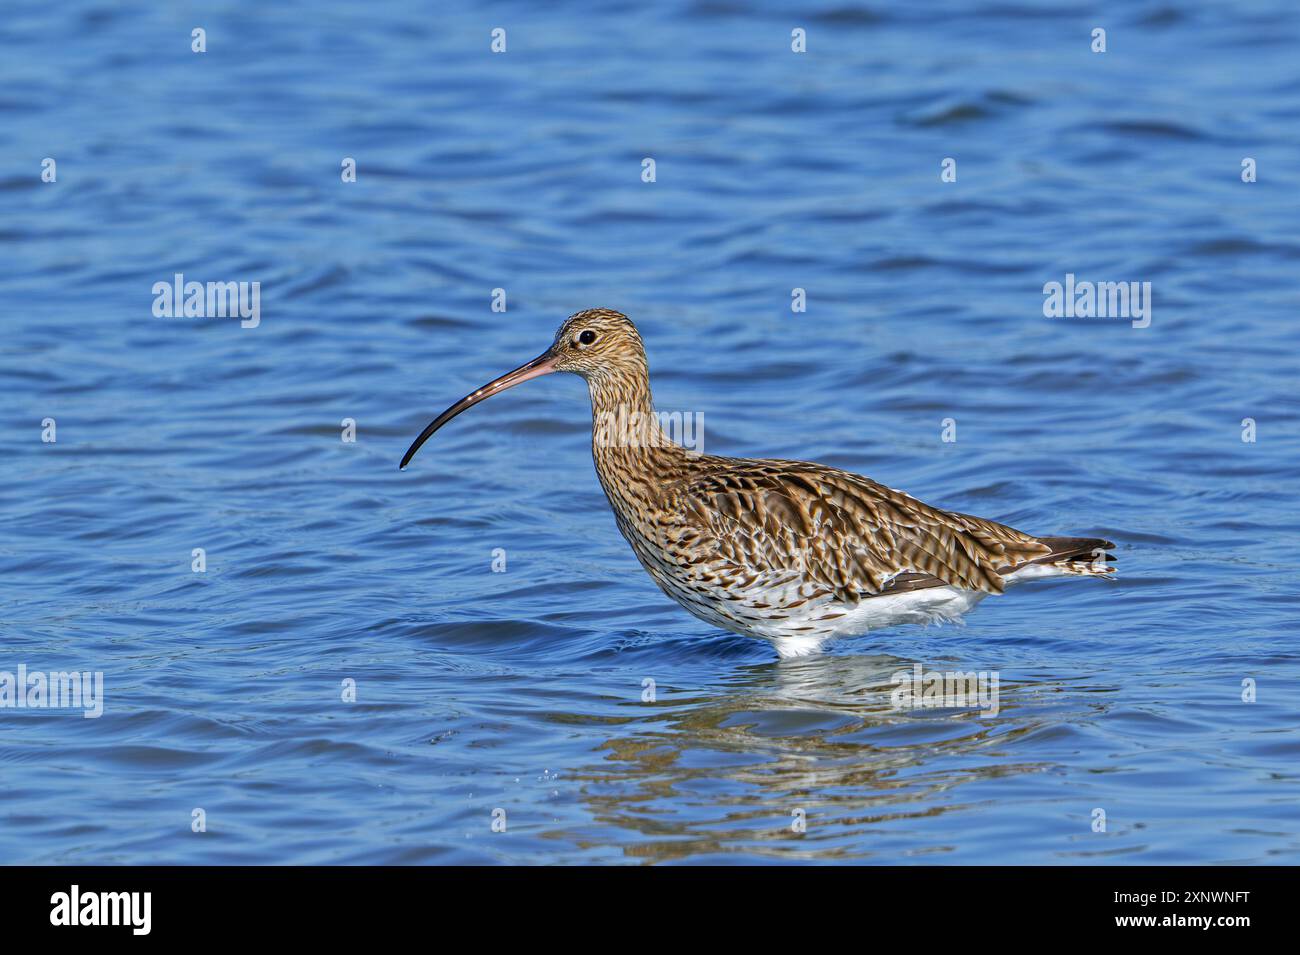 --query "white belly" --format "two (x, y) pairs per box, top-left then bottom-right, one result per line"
(763, 586), (986, 658)
(764, 563), (1078, 658)
(628, 525), (1080, 659)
